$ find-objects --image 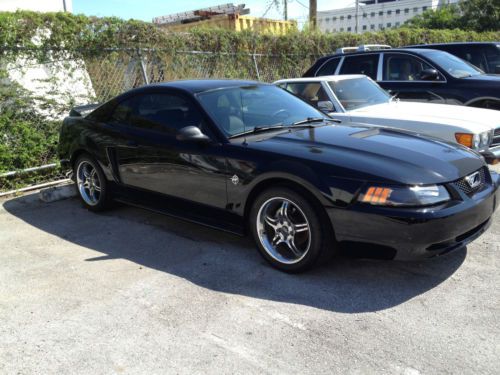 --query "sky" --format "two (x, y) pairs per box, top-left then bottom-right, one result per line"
(72, 0), (355, 25)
